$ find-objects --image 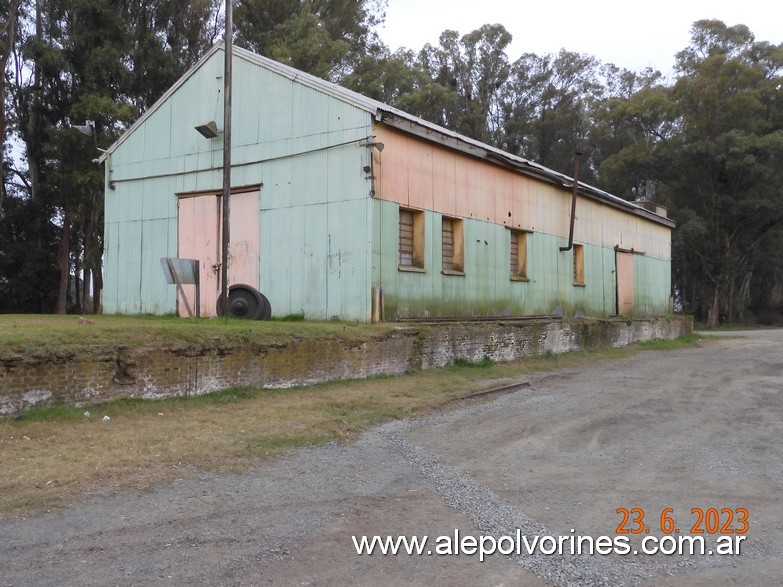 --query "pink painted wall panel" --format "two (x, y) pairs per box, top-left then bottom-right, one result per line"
(228, 190), (260, 288)
(472, 161), (495, 222)
(177, 190), (260, 317)
(454, 158), (475, 220)
(407, 142), (433, 211)
(431, 147), (456, 216)
(376, 125), (536, 228)
(373, 125), (669, 255)
(377, 130), (410, 207)
(494, 168), (514, 227)
(617, 251), (635, 315)
(178, 195), (221, 317)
